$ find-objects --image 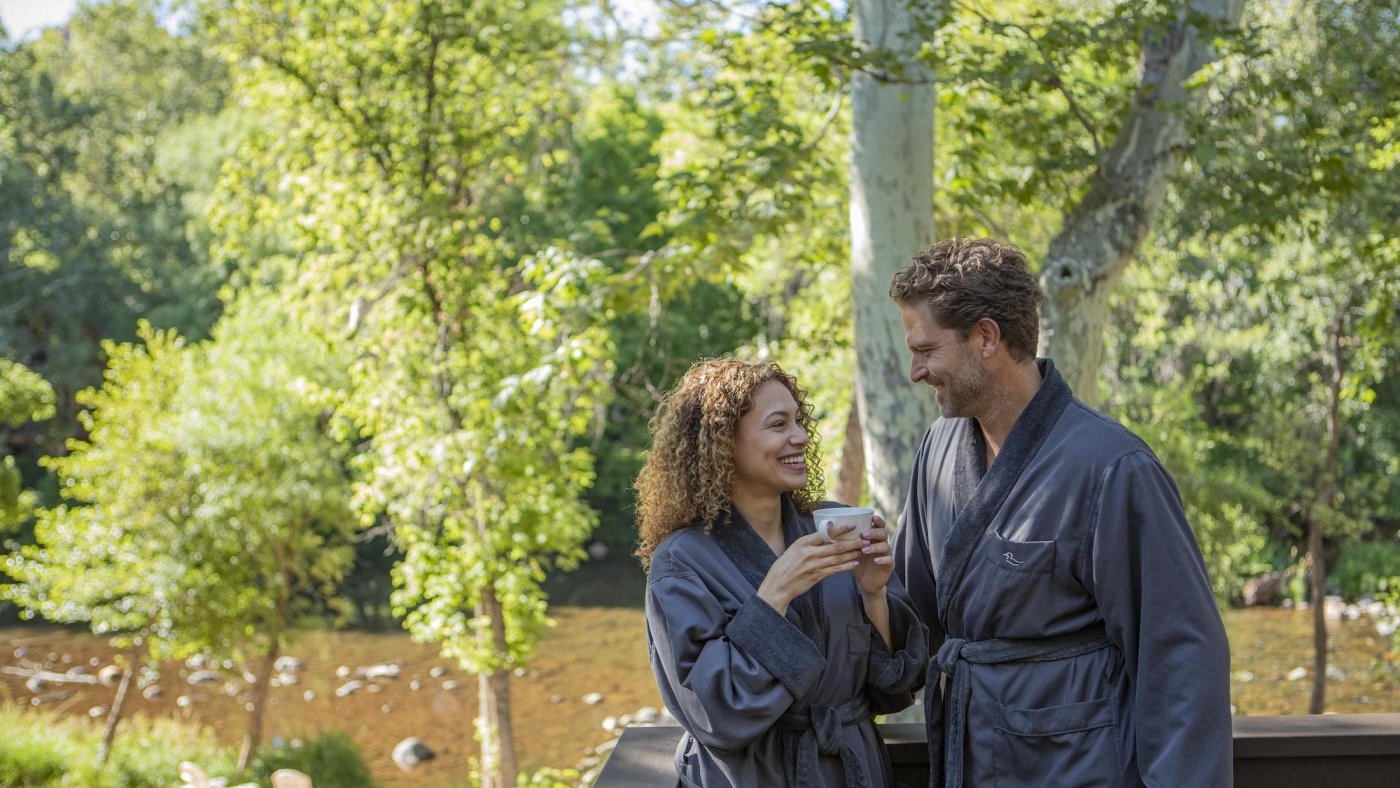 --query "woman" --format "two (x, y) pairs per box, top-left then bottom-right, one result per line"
(636, 358), (926, 787)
